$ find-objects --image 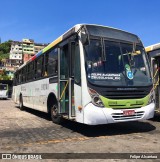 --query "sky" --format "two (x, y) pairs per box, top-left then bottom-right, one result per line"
(0, 0), (160, 47)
